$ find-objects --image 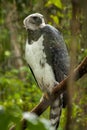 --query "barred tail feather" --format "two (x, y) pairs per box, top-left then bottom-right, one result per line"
(50, 94), (63, 130)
